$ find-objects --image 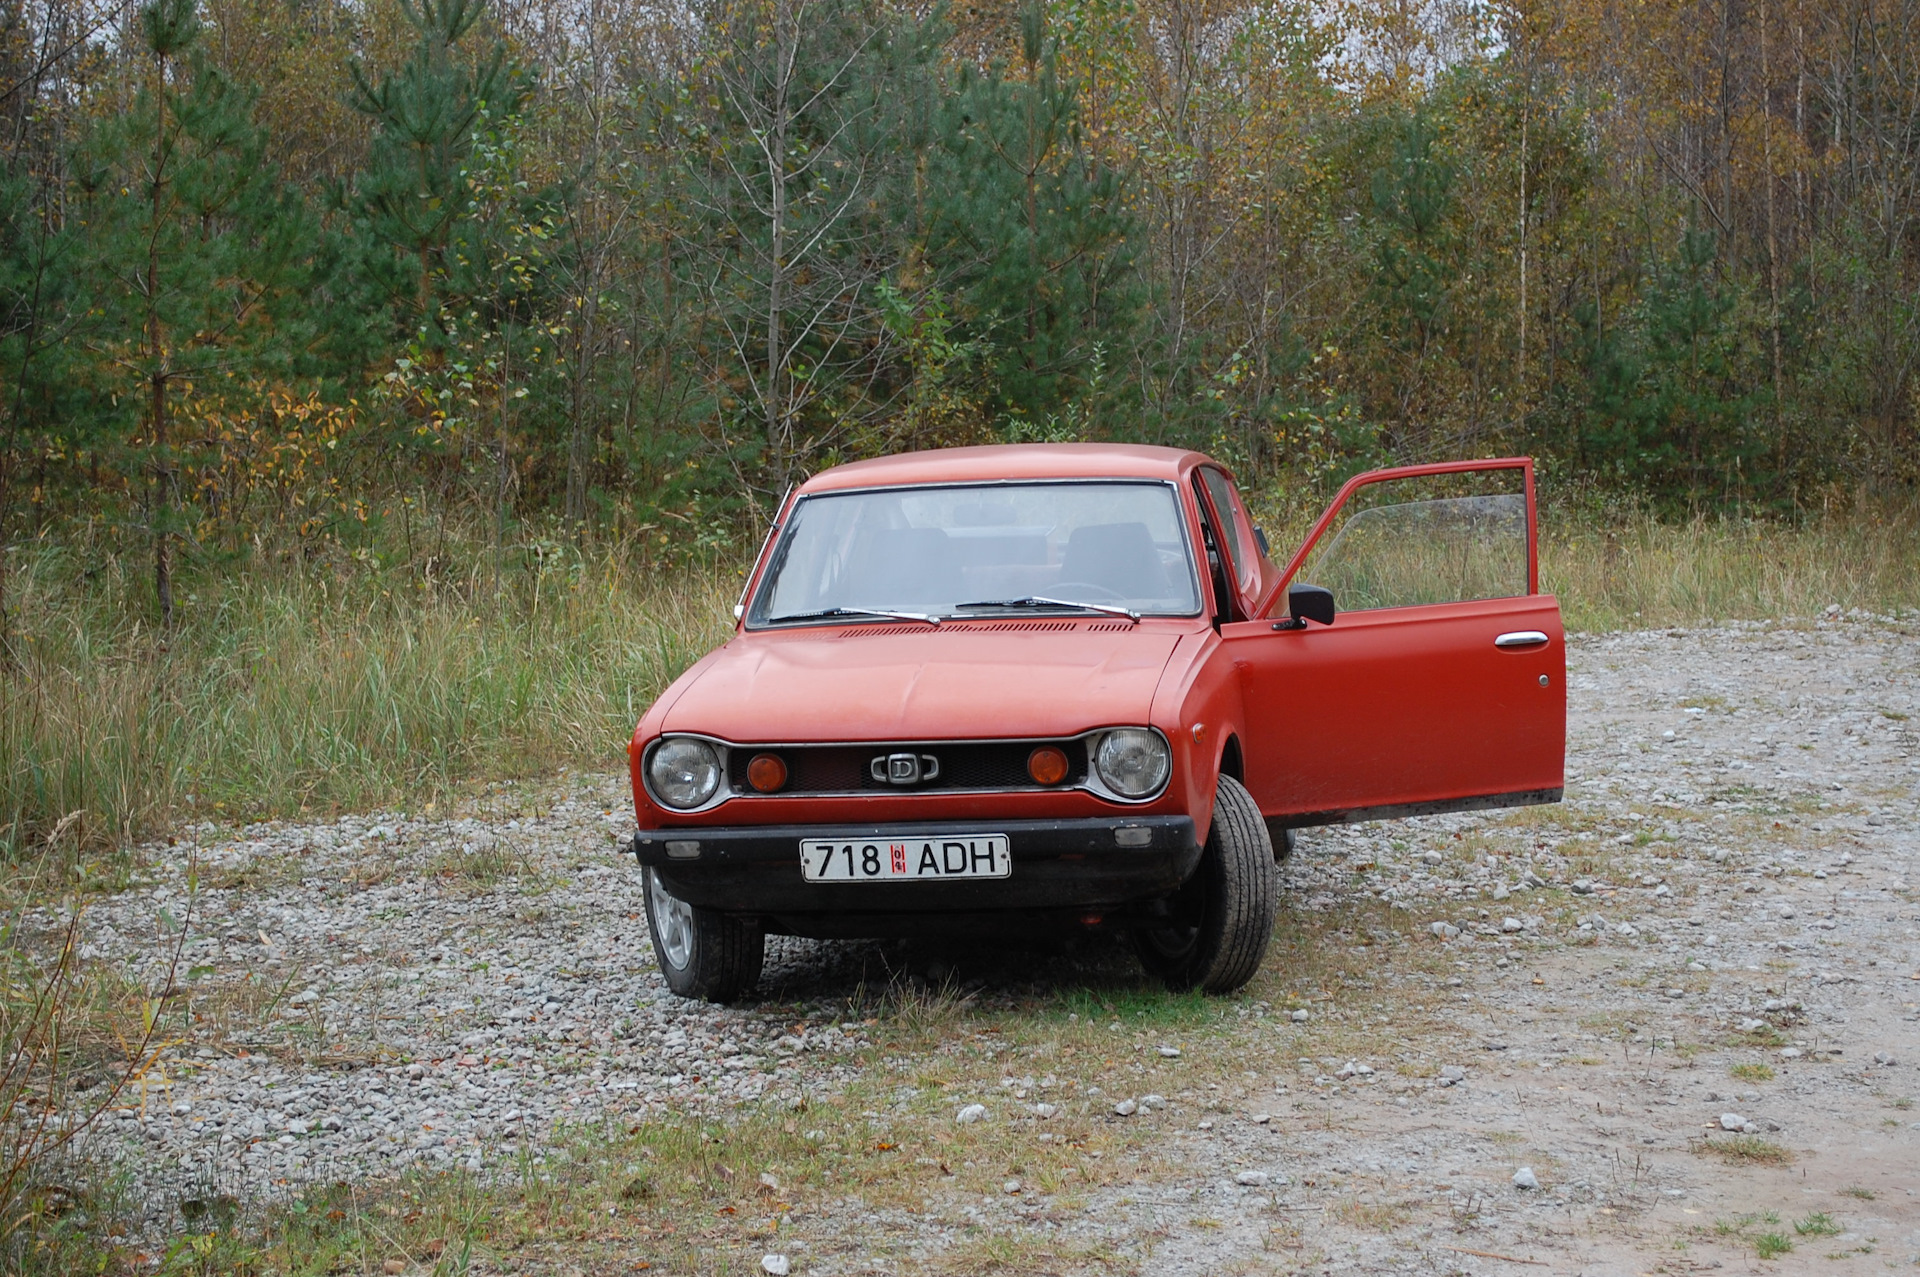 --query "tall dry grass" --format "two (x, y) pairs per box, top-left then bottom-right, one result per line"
(4, 504), (1918, 863)
(2, 533), (735, 861)
(1542, 506), (1920, 630)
